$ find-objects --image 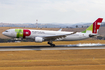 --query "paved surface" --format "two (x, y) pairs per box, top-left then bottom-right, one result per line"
(0, 45), (105, 51)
